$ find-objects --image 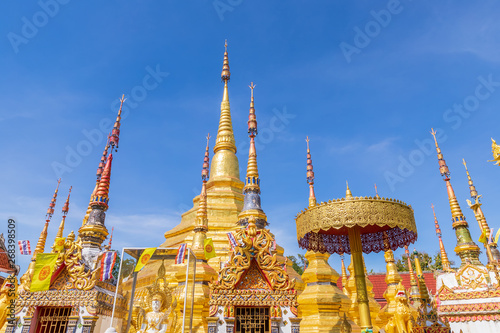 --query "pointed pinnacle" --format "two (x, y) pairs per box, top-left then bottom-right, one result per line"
(462, 159), (478, 199)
